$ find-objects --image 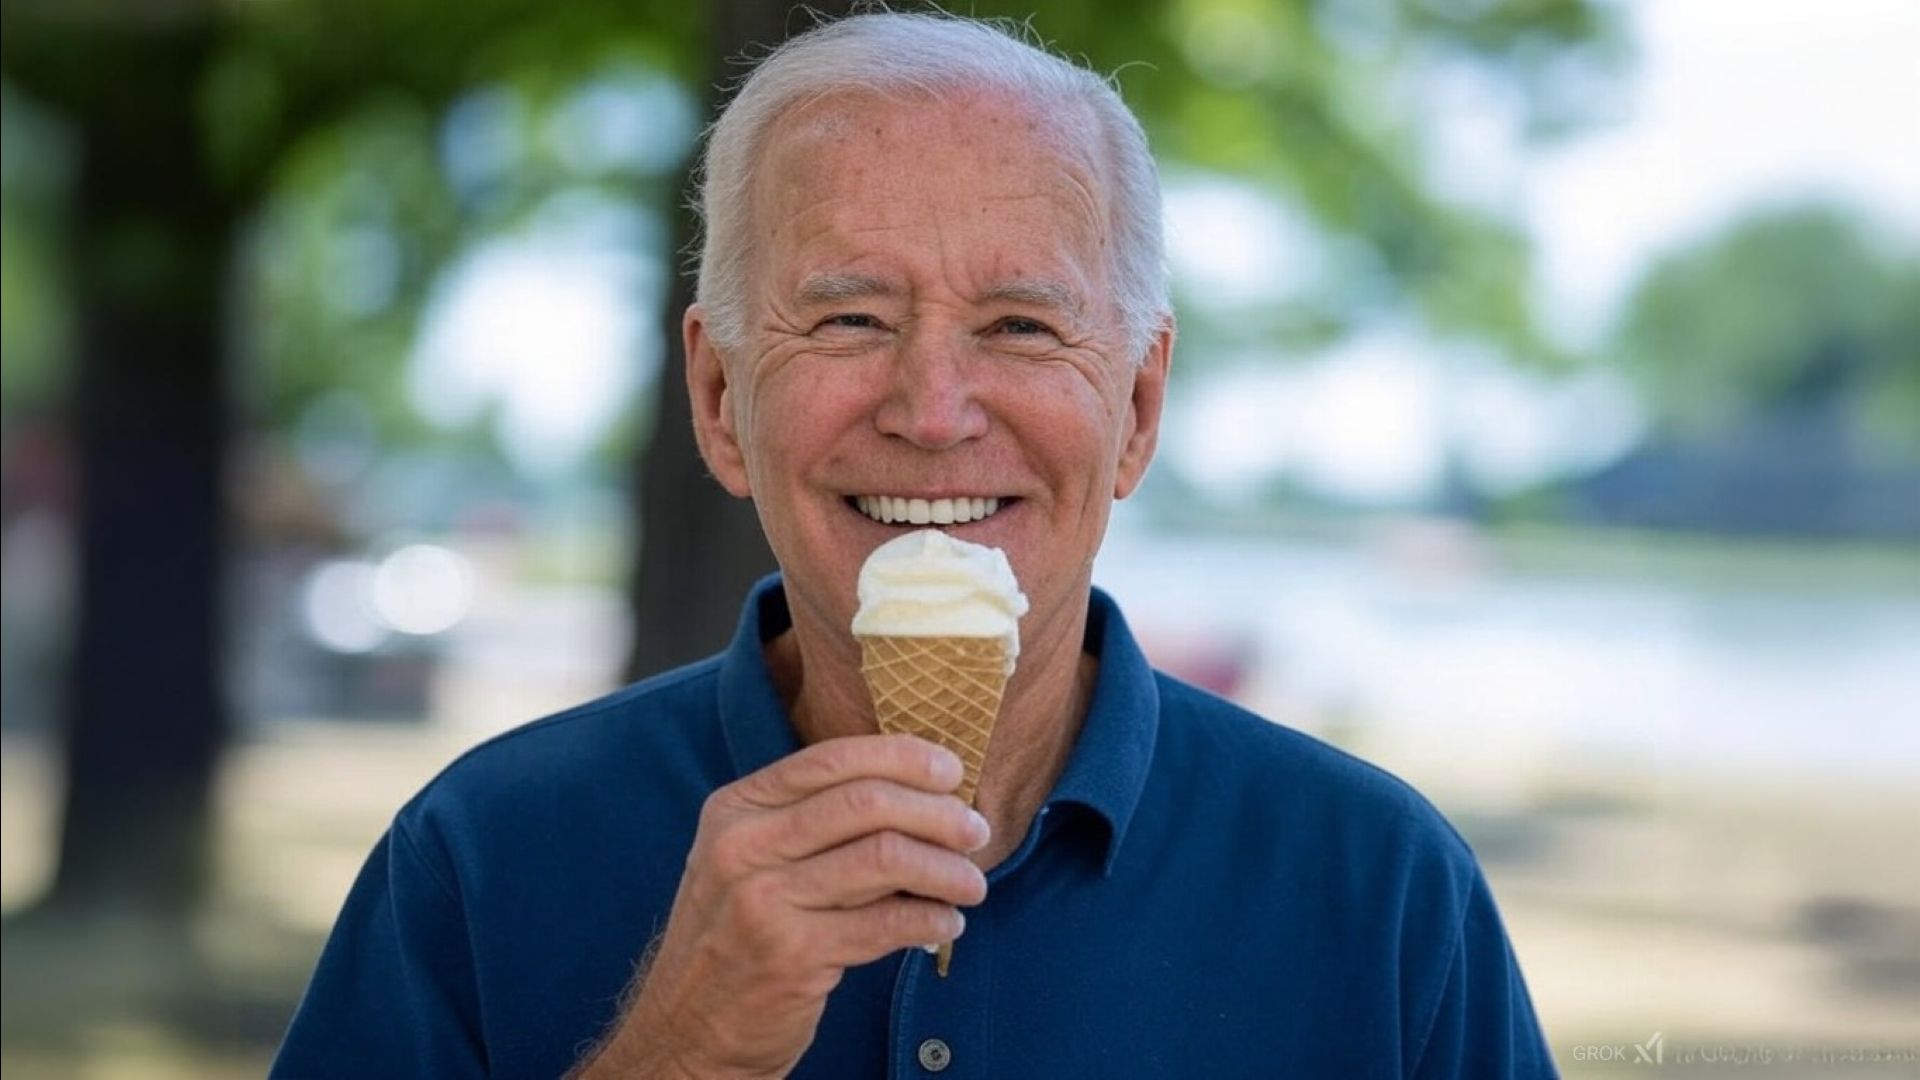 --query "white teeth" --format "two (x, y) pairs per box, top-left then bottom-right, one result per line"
(855, 495), (1004, 526)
